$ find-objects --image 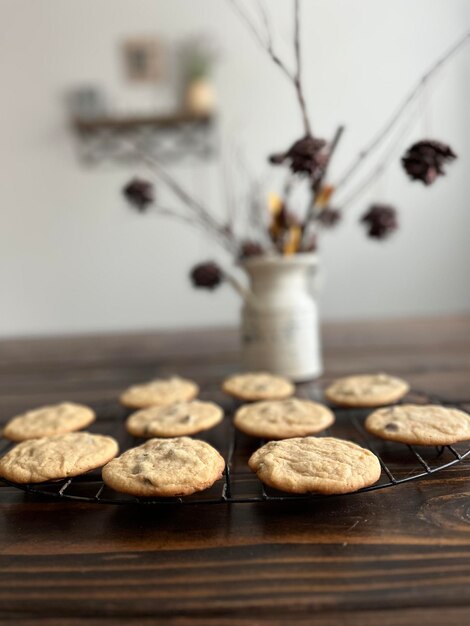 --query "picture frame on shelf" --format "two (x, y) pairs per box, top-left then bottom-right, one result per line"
(121, 36), (164, 84)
